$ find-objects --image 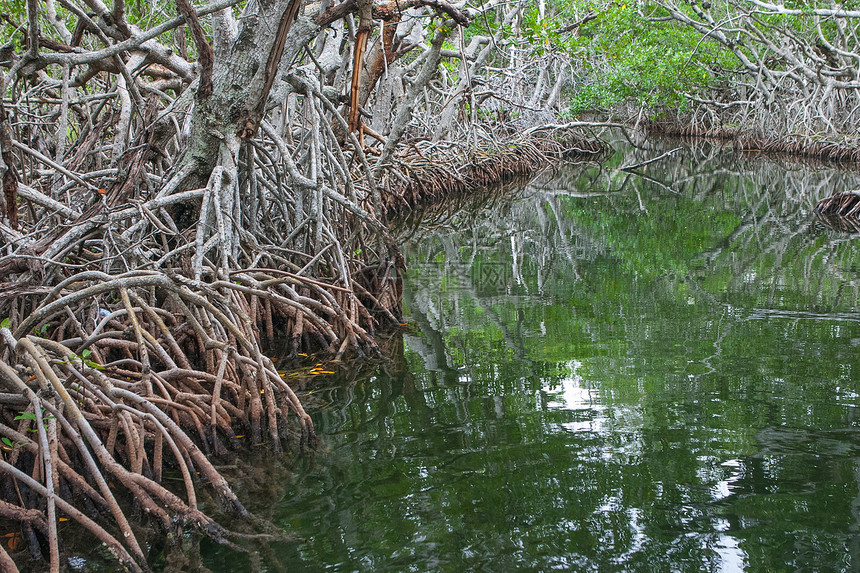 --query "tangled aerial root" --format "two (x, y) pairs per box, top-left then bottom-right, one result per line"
(379, 131), (607, 215)
(646, 121), (860, 163)
(815, 190), (860, 218)
(814, 191), (860, 232)
(0, 113), (596, 572)
(0, 269), (377, 570)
